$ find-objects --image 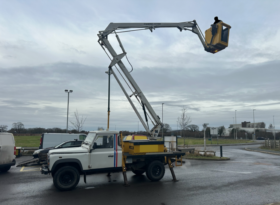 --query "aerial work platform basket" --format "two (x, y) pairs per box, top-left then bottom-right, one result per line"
(205, 21), (231, 53)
